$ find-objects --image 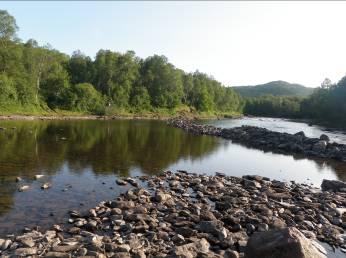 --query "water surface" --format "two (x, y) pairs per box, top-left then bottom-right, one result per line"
(0, 118), (346, 236)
